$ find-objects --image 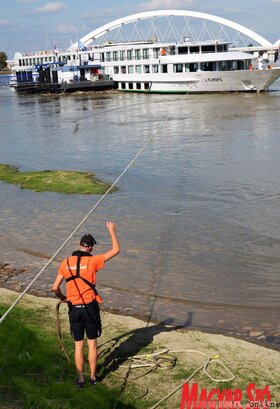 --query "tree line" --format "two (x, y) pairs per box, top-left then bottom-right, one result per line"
(0, 52), (8, 70)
